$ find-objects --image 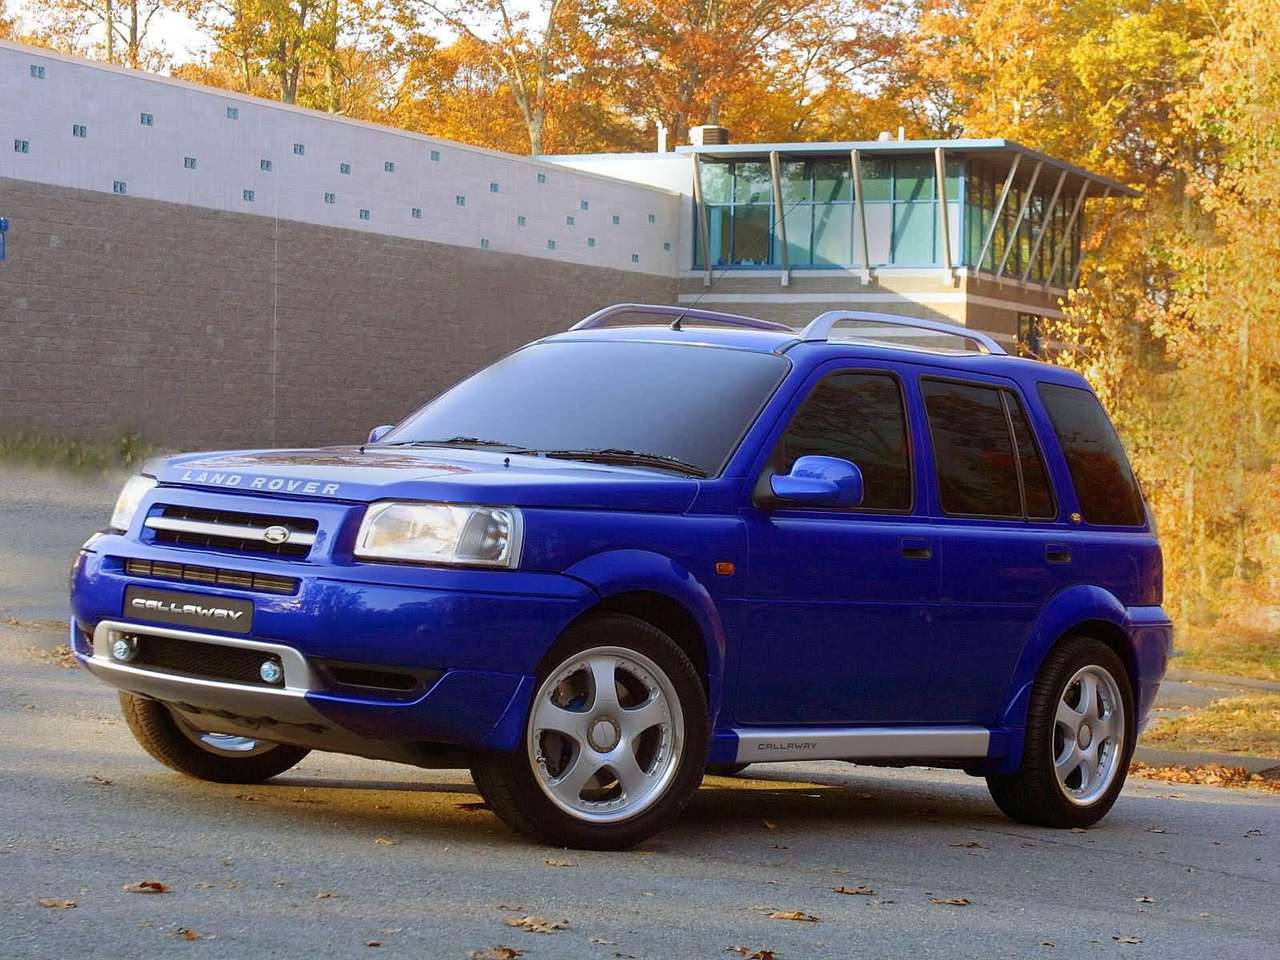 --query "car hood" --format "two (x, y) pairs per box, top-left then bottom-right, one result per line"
(154, 446), (701, 513)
